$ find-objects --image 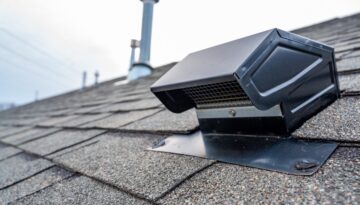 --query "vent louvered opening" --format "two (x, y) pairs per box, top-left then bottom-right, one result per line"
(183, 80), (252, 109)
